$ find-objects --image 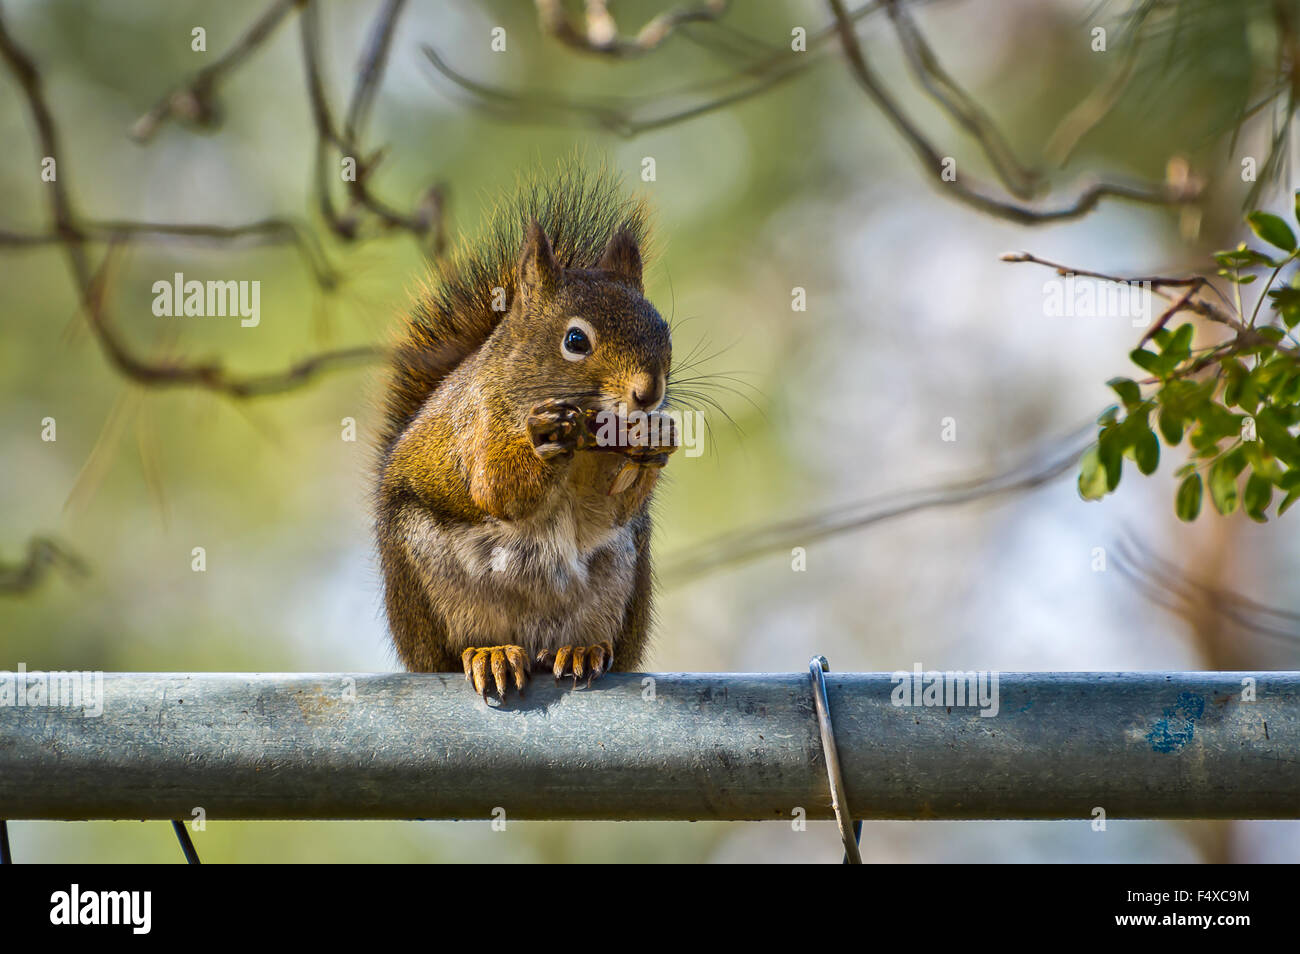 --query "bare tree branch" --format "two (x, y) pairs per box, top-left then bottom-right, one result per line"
(661, 422), (1093, 586)
(825, 0), (1199, 224)
(80, 243), (383, 398)
(1002, 251), (1300, 362)
(533, 0), (729, 58)
(300, 0), (446, 251)
(883, 0), (1039, 199)
(0, 537), (88, 595)
(0, 218), (338, 287)
(130, 0), (305, 142)
(1112, 537), (1300, 647)
(0, 9), (380, 399)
